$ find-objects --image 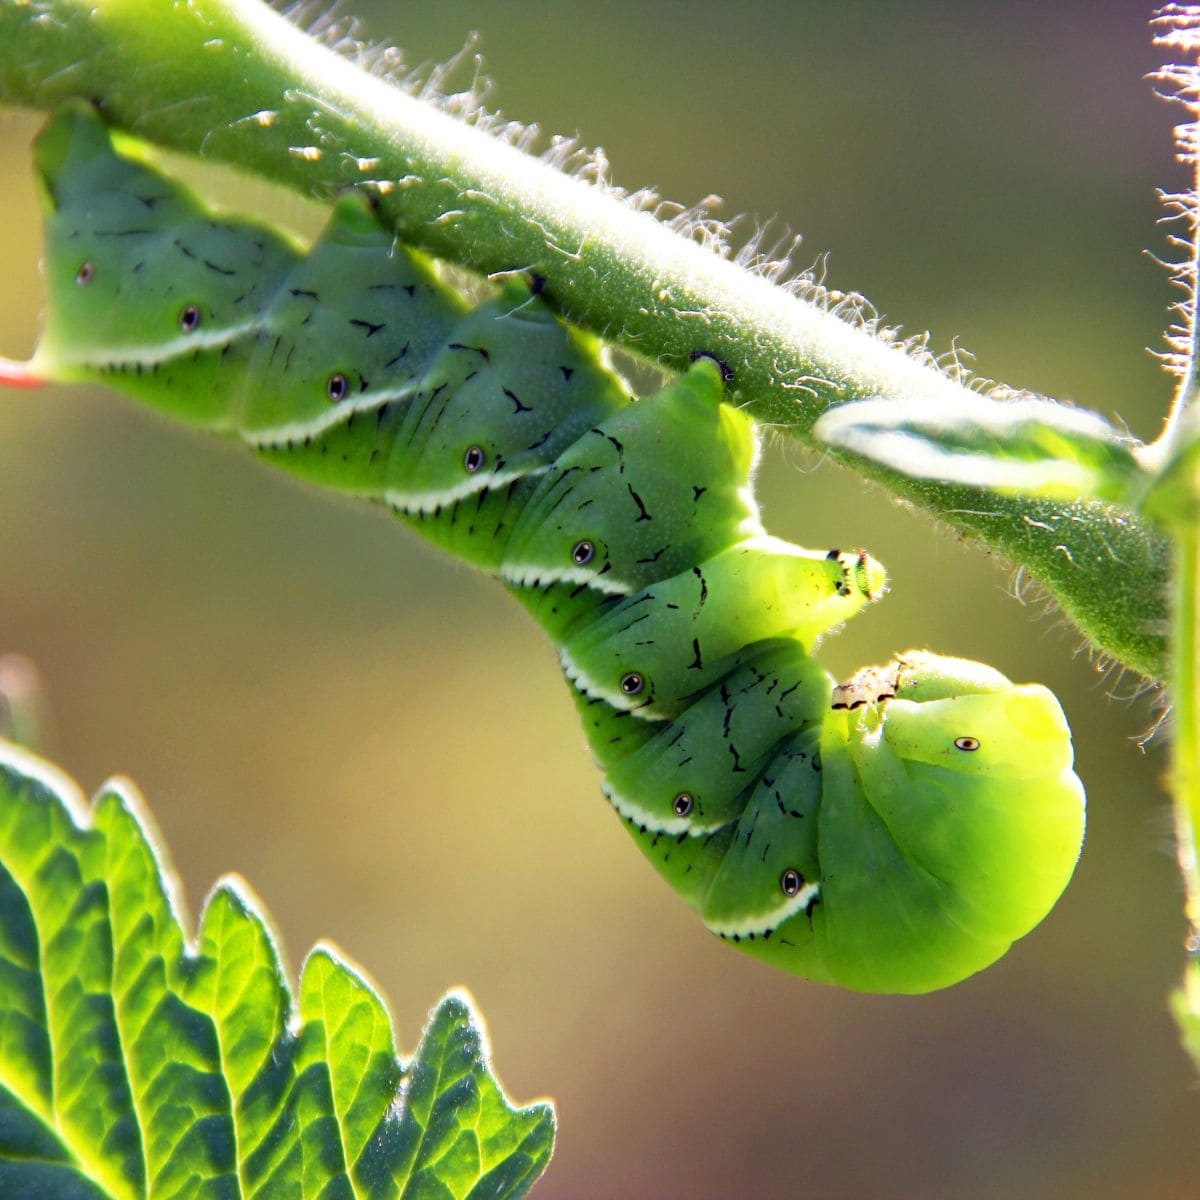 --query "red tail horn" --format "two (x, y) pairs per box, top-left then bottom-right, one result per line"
(0, 359), (43, 389)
